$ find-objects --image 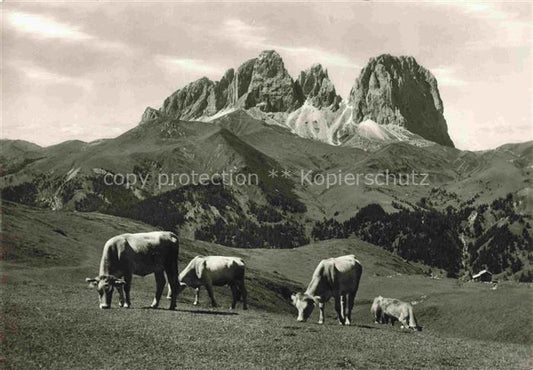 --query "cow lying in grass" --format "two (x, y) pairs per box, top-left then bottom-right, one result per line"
(169, 256), (248, 310)
(291, 255), (363, 325)
(371, 296), (422, 331)
(86, 231), (179, 310)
